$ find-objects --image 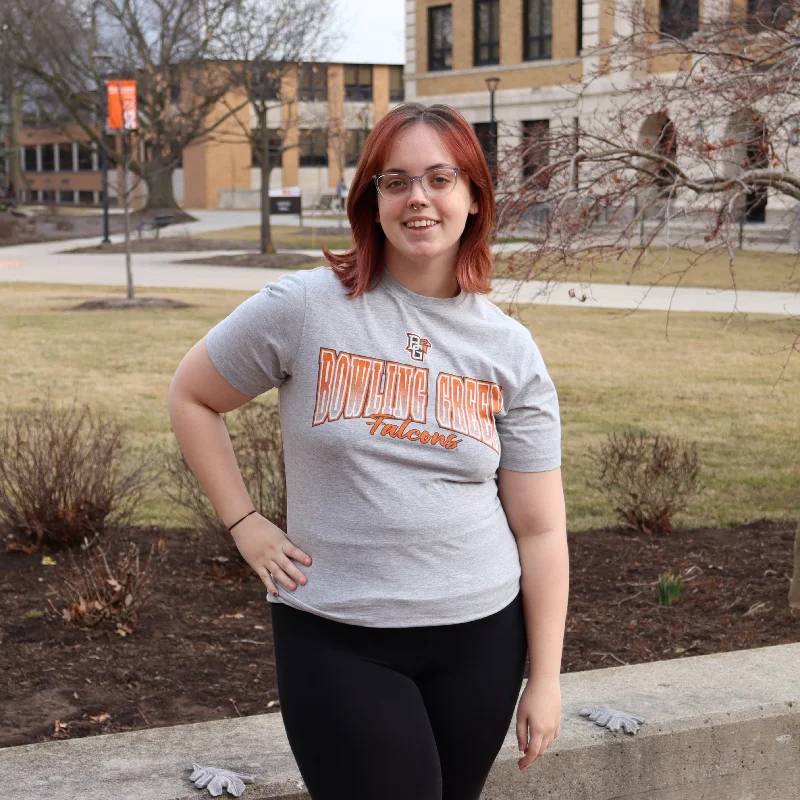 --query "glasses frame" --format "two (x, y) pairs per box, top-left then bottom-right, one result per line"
(372, 167), (463, 201)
